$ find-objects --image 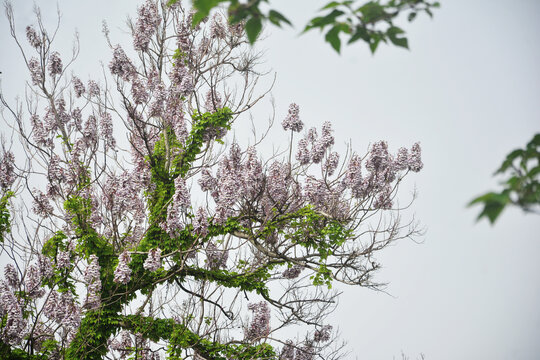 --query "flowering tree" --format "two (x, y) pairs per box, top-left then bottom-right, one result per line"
(0, 1), (423, 359)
